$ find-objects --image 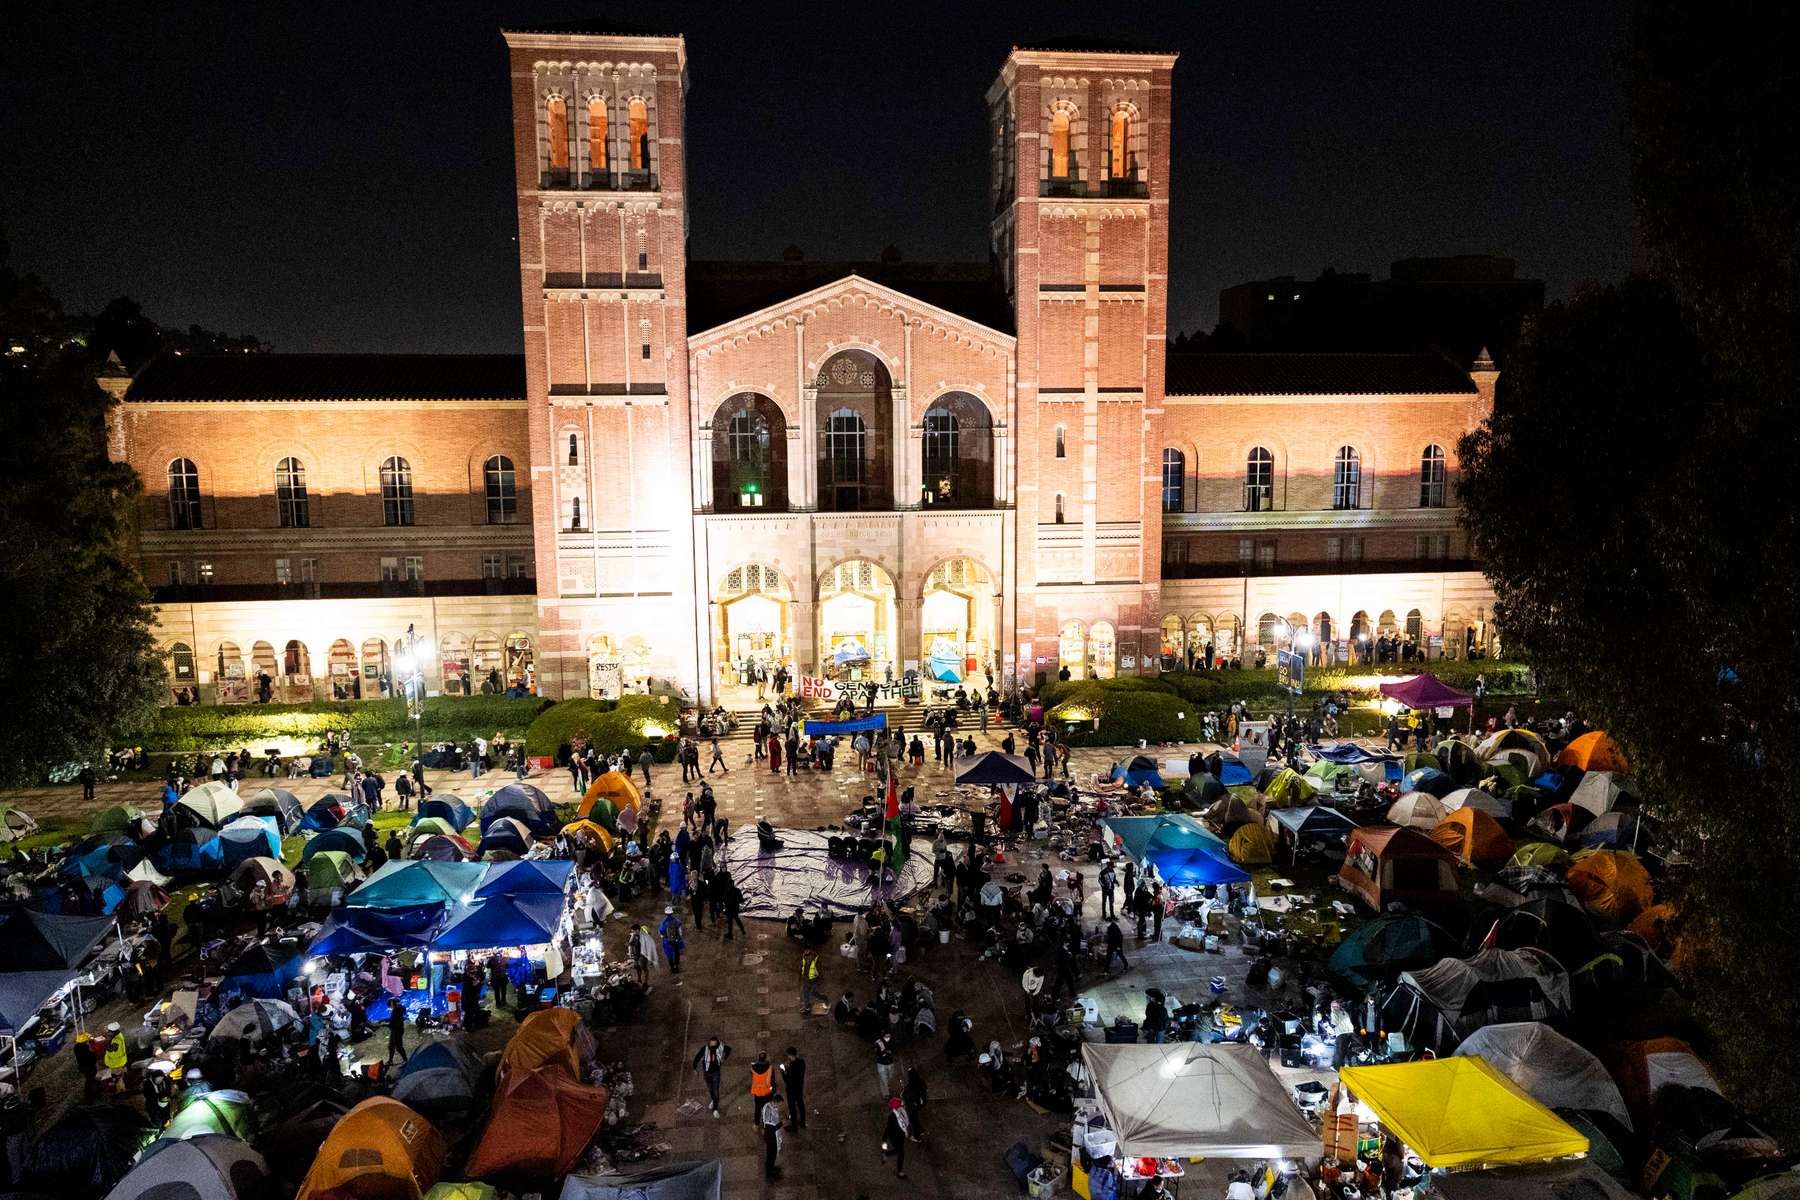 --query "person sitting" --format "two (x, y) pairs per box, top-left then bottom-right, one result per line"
(944, 1009), (977, 1059)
